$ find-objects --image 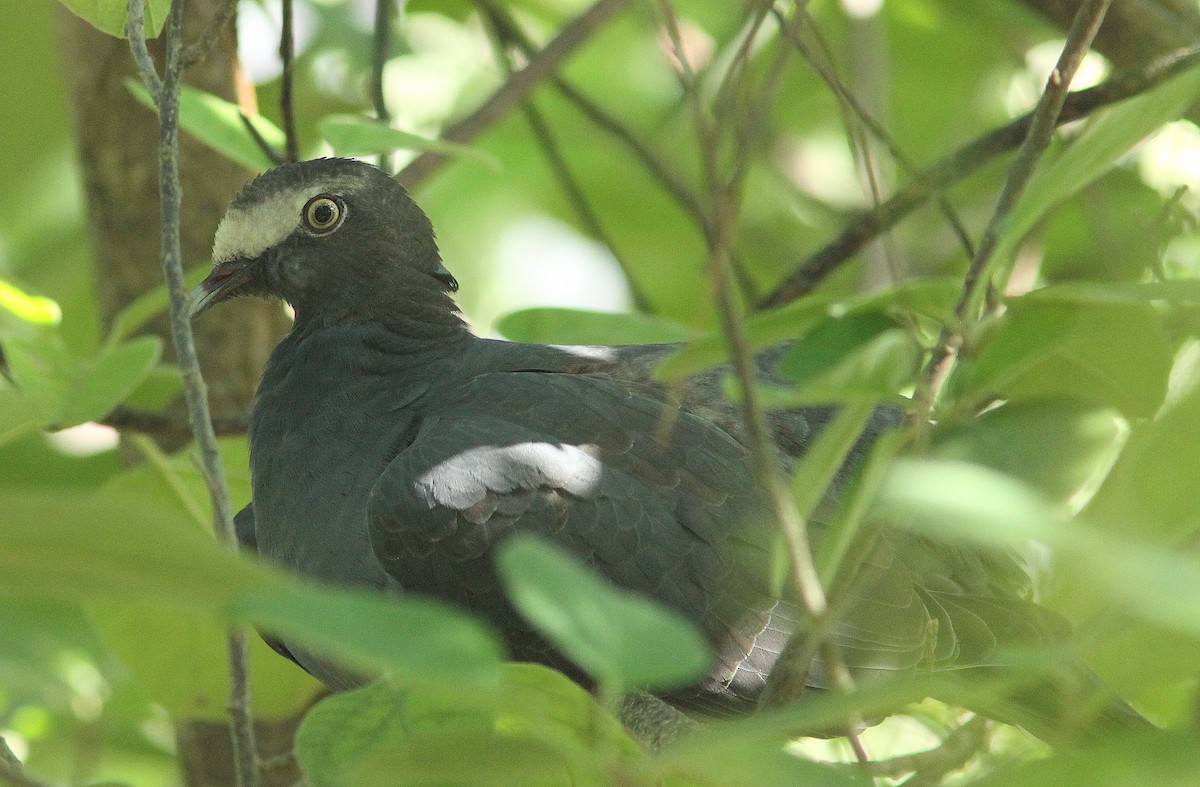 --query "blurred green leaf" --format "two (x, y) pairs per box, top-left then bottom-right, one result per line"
(319, 115), (500, 169)
(876, 459), (1200, 639)
(88, 437), (320, 721)
(976, 730), (1200, 787)
(0, 488), (502, 696)
(953, 298), (1172, 418)
(233, 586), (504, 692)
(3, 332), (162, 427)
(497, 534), (712, 692)
(0, 278), (60, 326)
(992, 64), (1200, 268)
(297, 664), (642, 787)
(106, 264), (211, 346)
(126, 81), (283, 171)
(497, 307), (693, 345)
(57, 0), (169, 37)
(933, 399), (1123, 505)
(774, 325), (921, 405)
(60, 336), (161, 426)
